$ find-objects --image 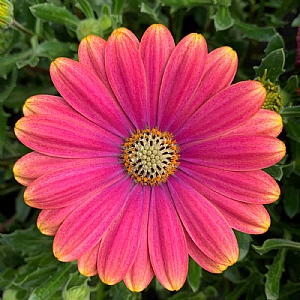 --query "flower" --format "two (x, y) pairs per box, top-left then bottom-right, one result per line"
(0, 0), (13, 31)
(14, 24), (286, 292)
